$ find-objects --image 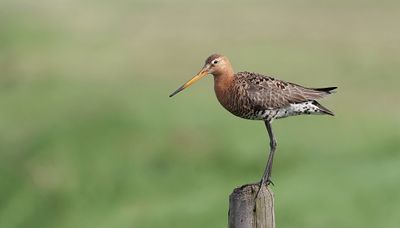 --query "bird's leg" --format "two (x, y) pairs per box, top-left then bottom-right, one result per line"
(256, 120), (277, 198)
